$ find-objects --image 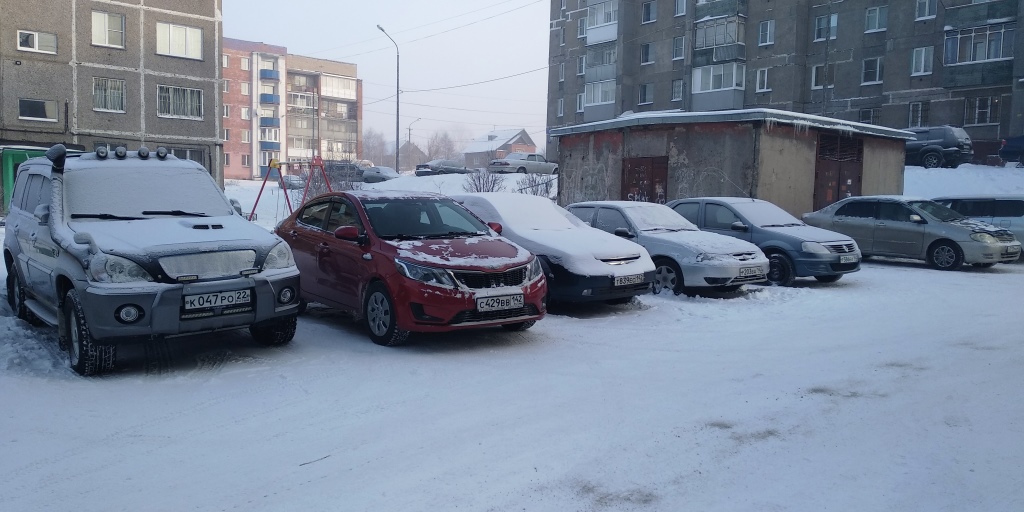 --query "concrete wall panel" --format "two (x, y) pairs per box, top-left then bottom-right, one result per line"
(861, 137), (905, 196)
(666, 123), (755, 201)
(556, 131), (623, 206)
(755, 125), (818, 215)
